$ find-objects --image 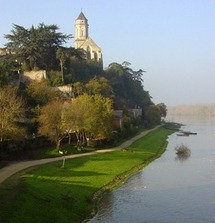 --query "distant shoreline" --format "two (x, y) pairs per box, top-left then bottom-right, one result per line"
(167, 104), (215, 117)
